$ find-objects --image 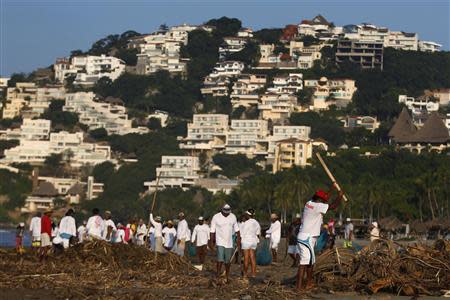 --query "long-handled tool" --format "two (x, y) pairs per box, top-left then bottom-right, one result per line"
(147, 173), (161, 250)
(316, 153), (348, 202)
